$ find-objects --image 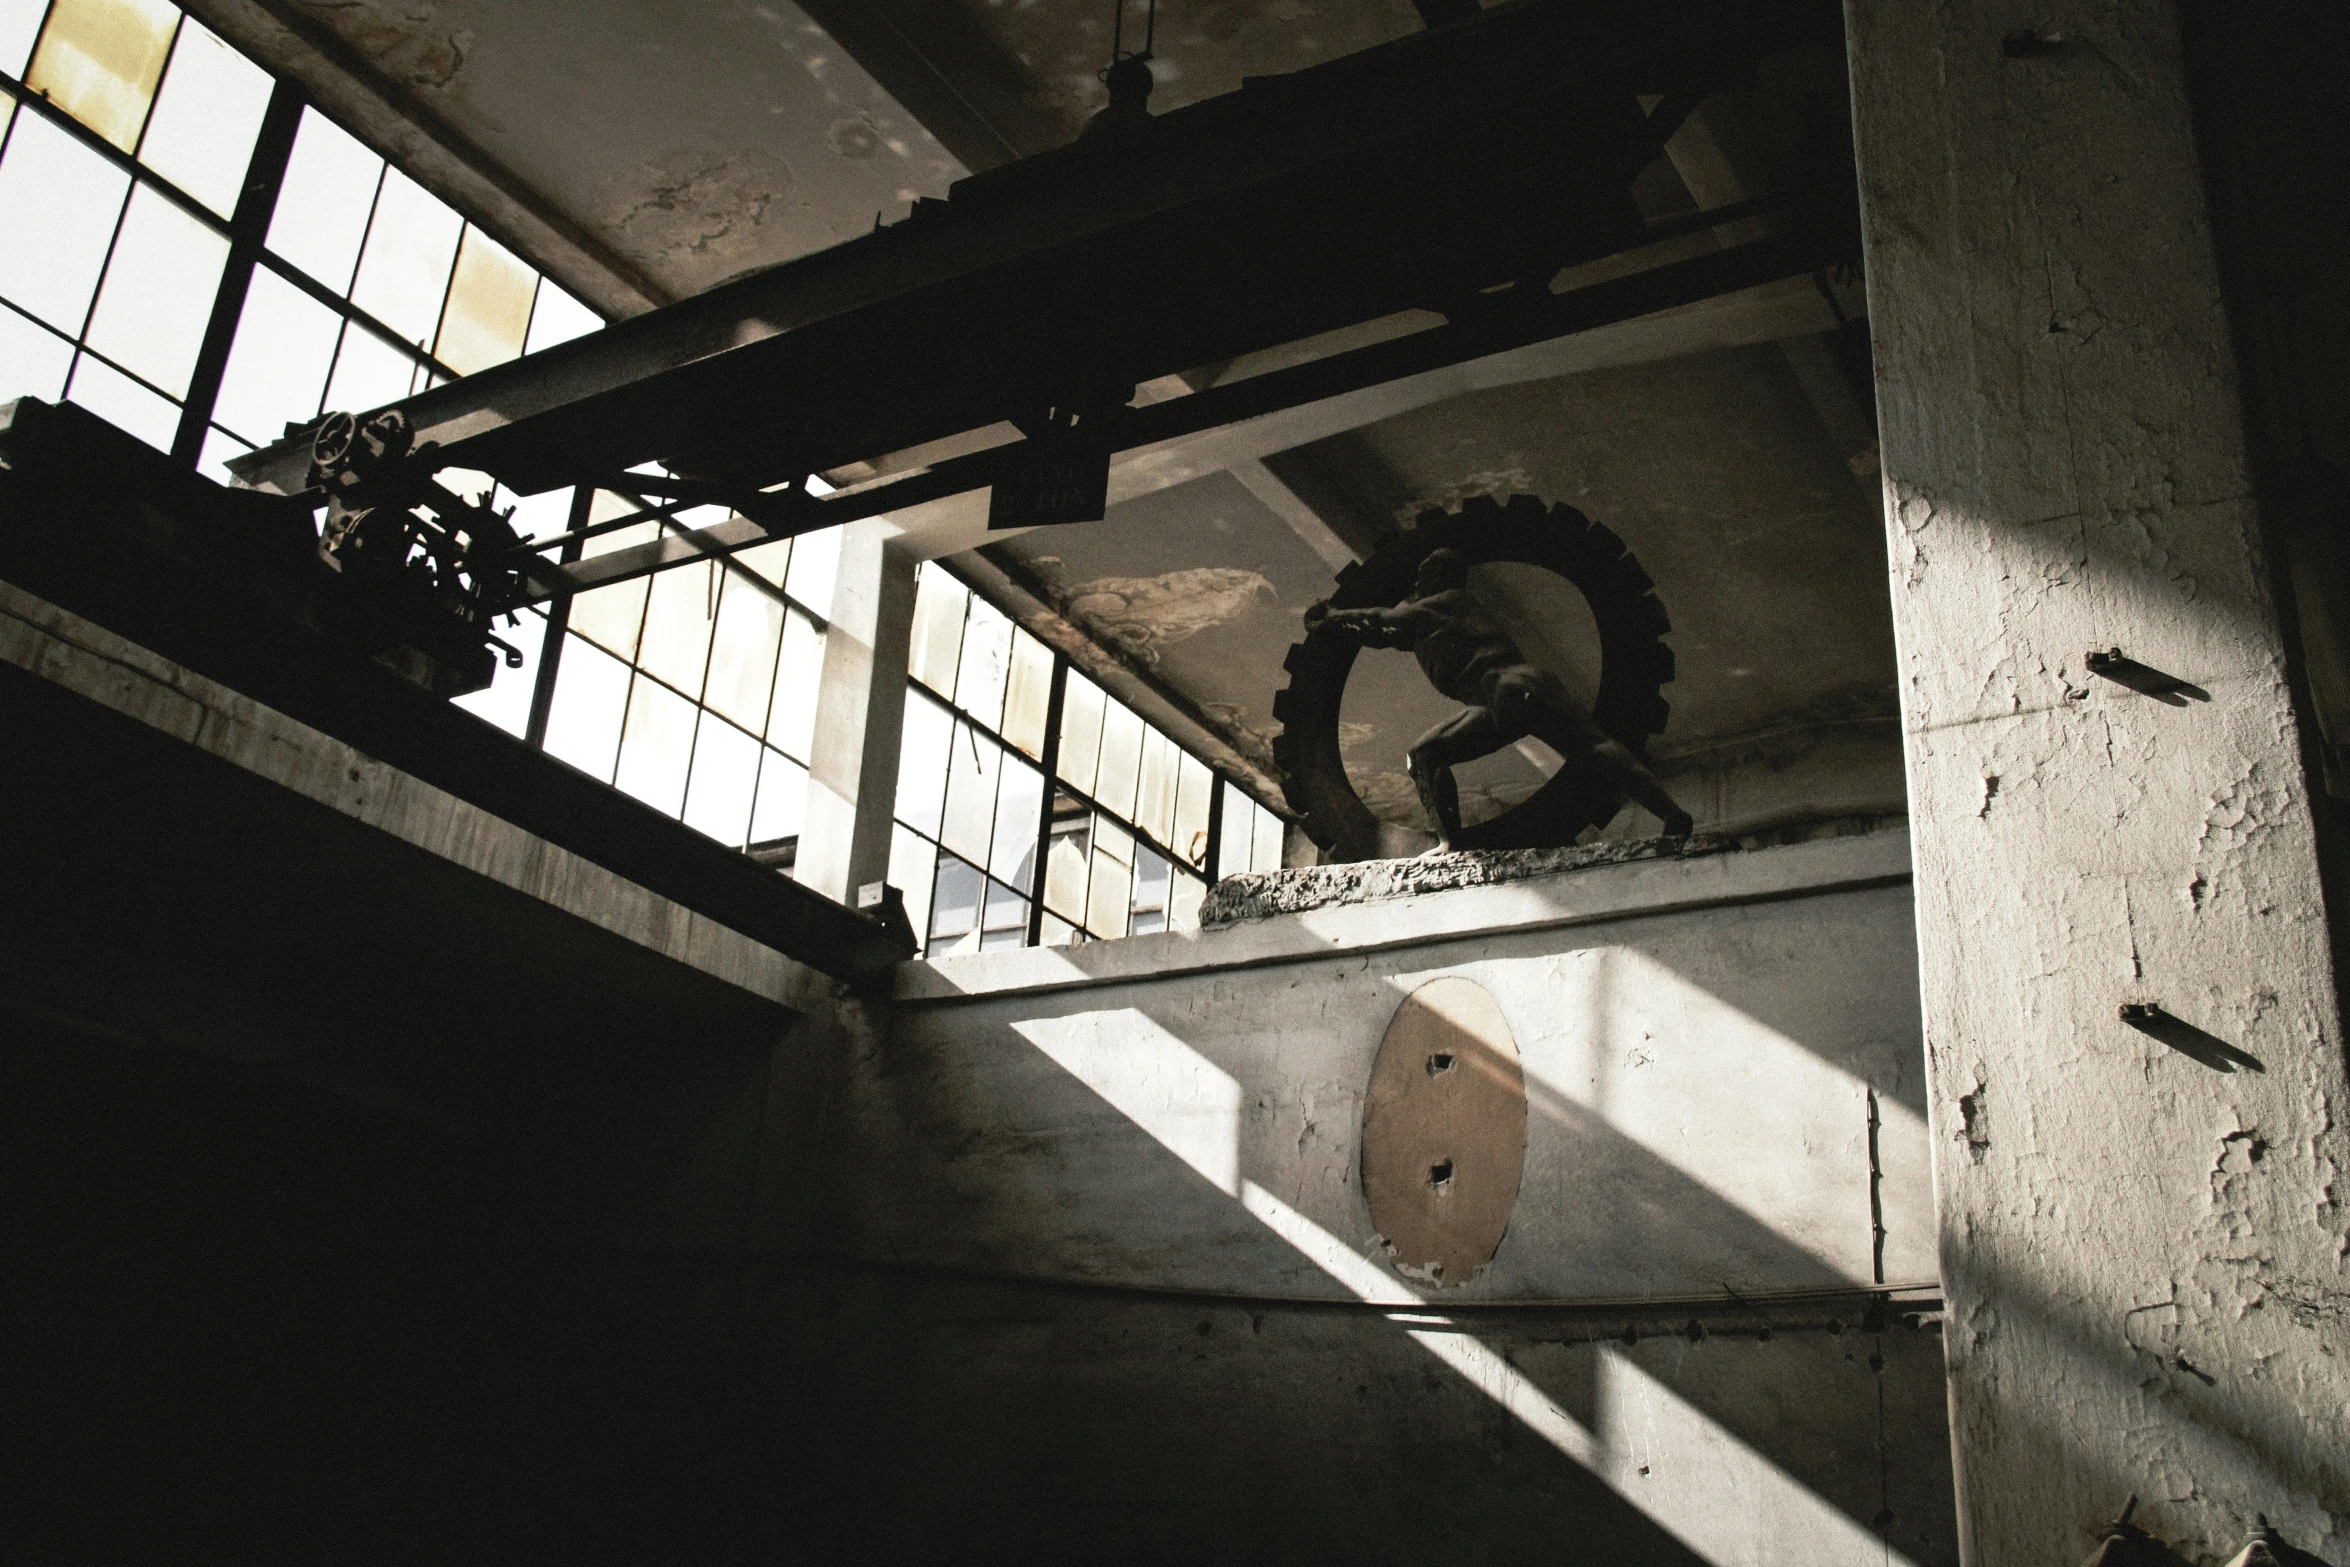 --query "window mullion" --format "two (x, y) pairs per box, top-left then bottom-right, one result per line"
(173, 79), (303, 464)
(1026, 653), (1068, 945)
